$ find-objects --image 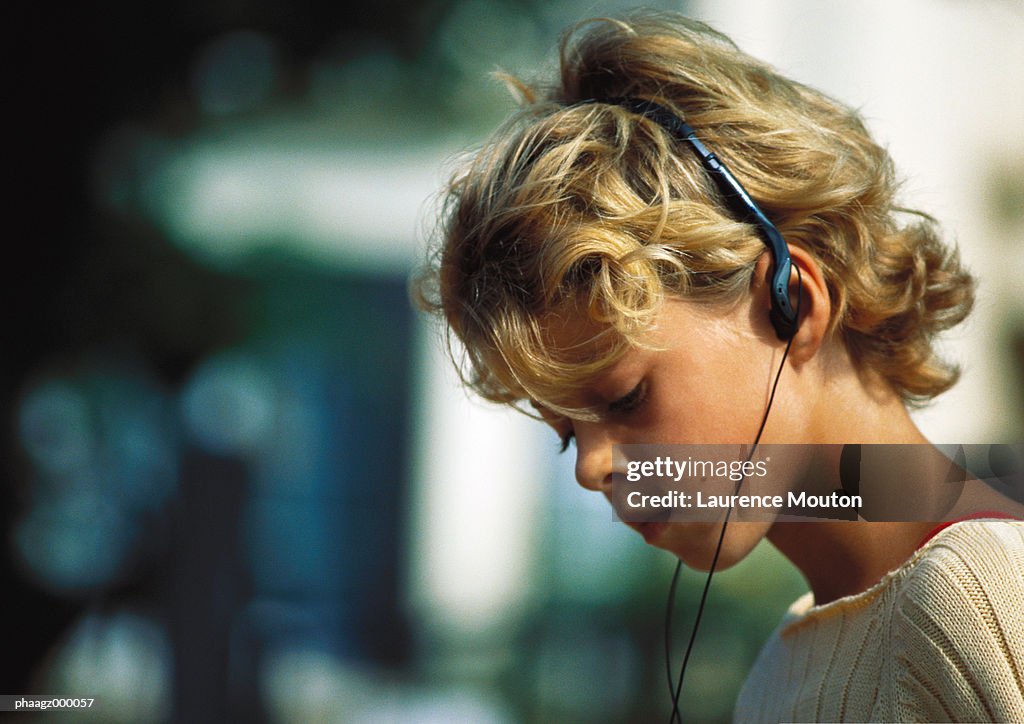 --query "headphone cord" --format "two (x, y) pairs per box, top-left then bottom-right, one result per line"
(666, 266), (802, 723)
